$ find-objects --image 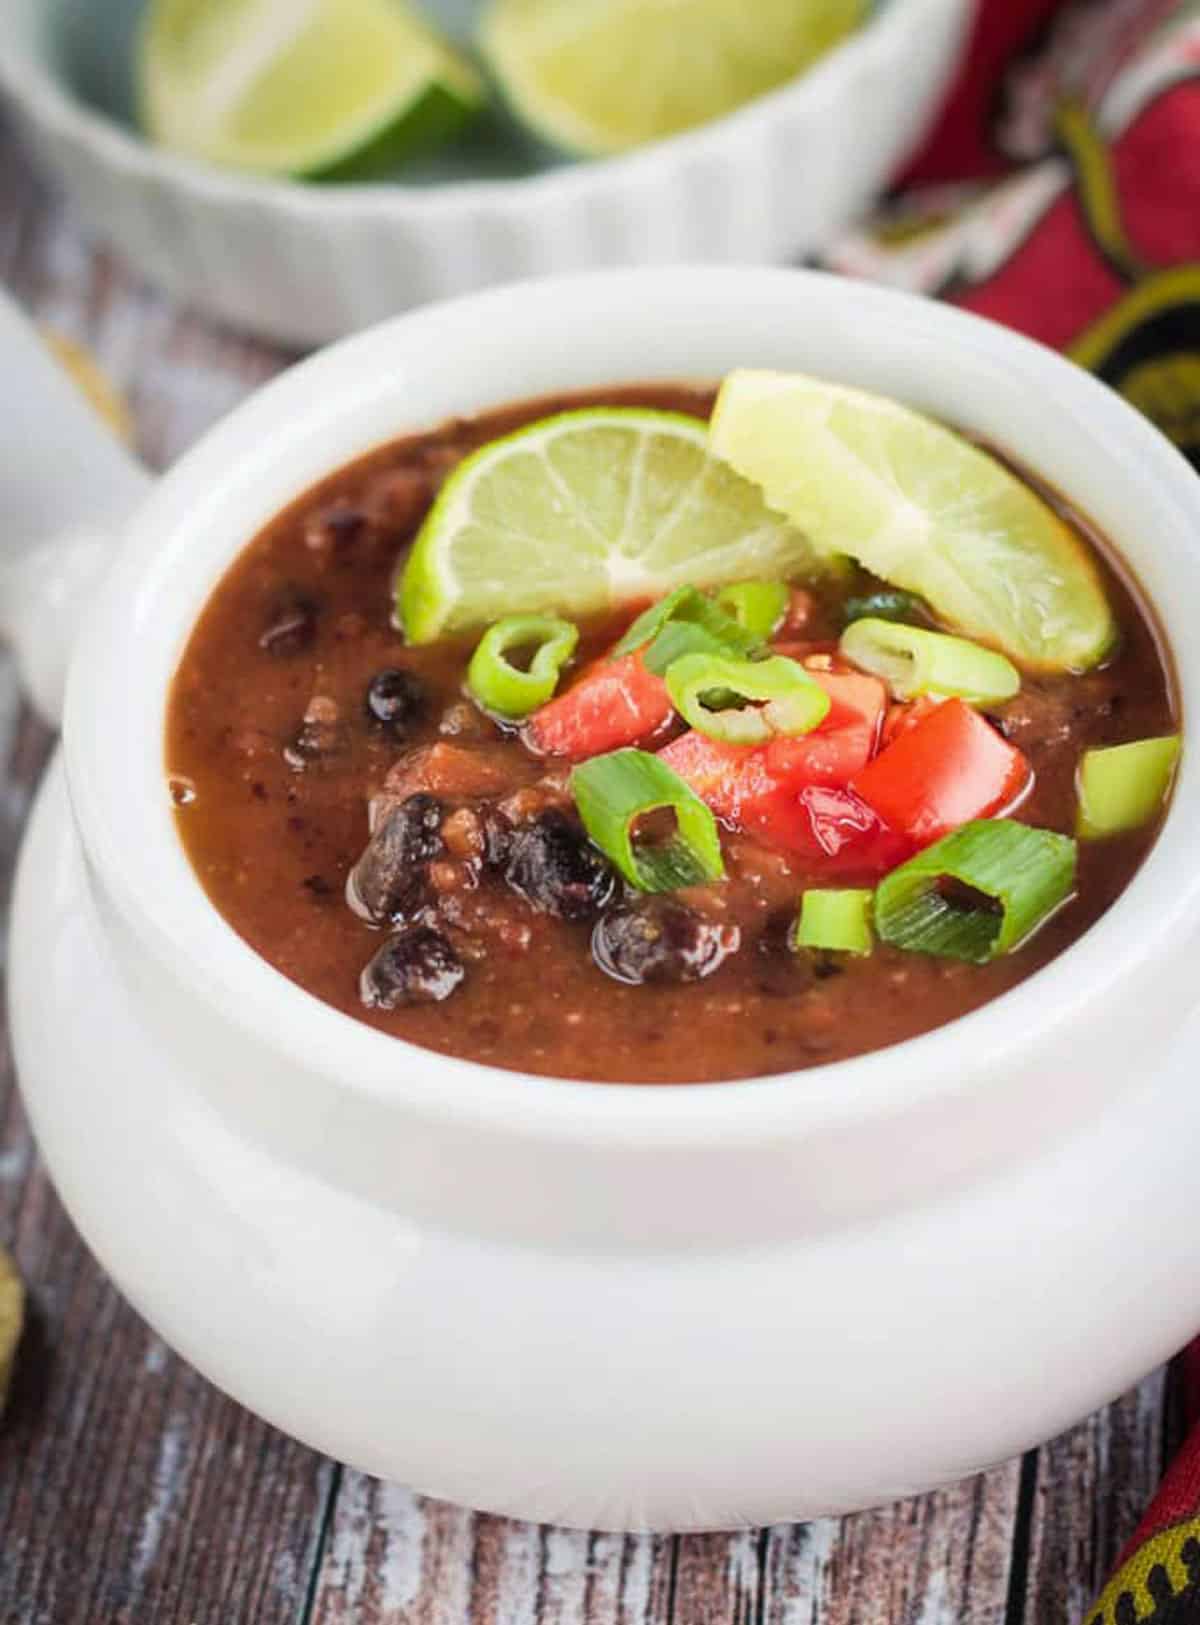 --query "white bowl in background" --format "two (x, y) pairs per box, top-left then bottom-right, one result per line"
(0, 0), (970, 346)
(2, 267), (1200, 1529)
